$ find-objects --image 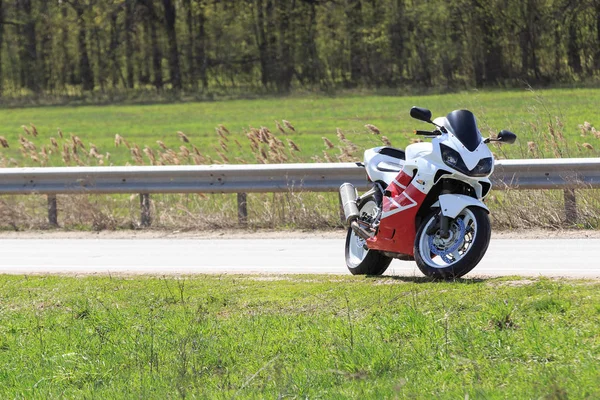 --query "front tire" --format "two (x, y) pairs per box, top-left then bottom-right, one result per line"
(414, 206), (491, 279)
(345, 197), (392, 275)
